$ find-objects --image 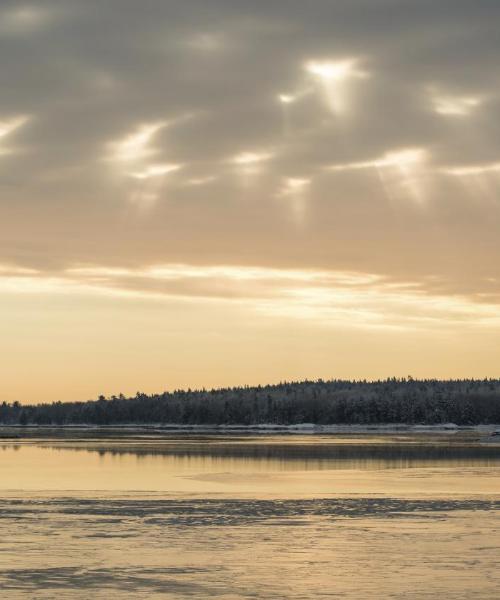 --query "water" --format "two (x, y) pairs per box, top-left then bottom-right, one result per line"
(0, 432), (499, 598)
